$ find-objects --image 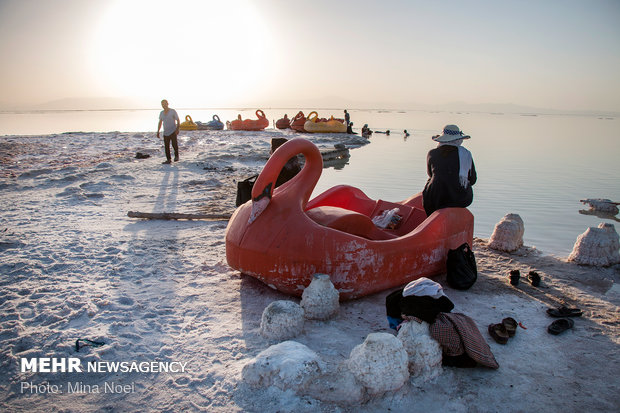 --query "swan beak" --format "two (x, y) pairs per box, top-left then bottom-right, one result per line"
(248, 196), (270, 224)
